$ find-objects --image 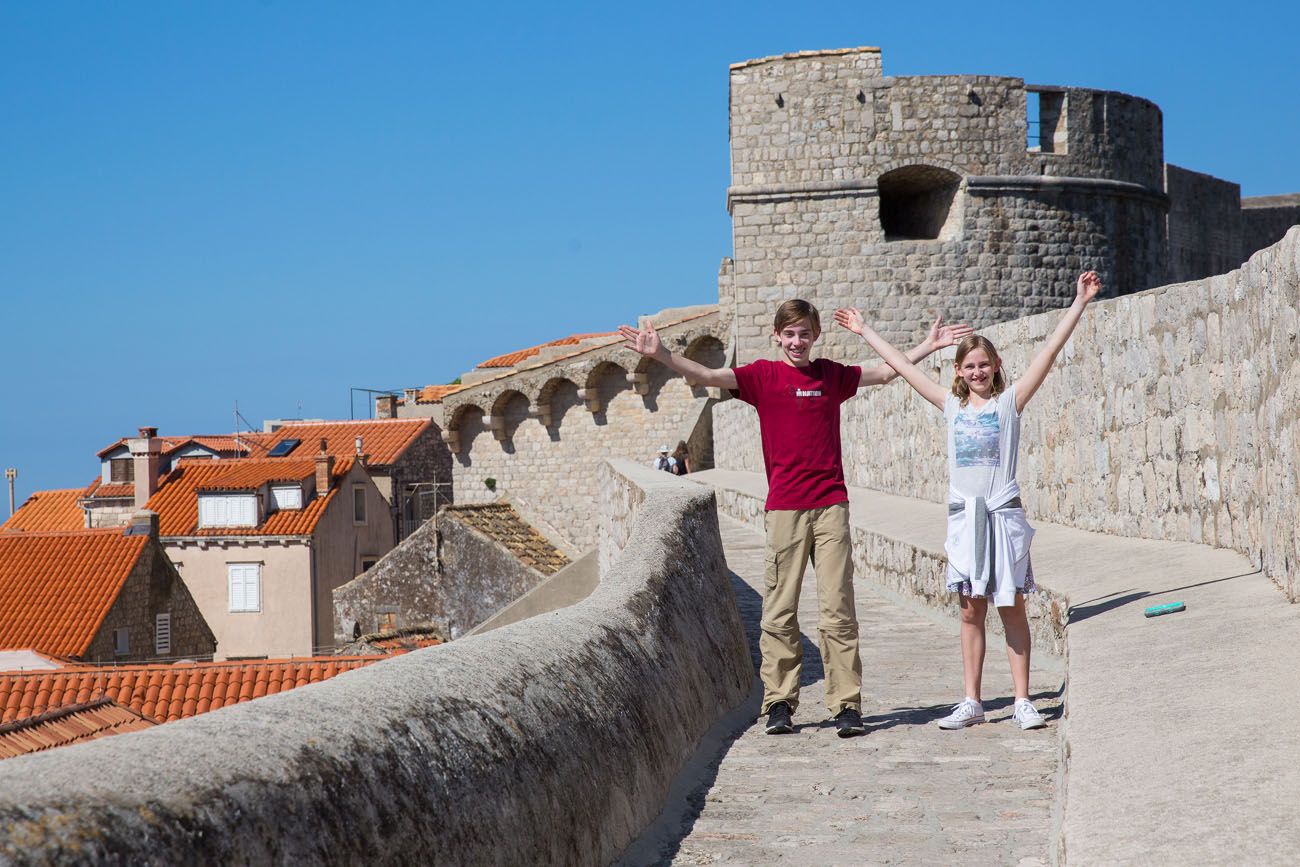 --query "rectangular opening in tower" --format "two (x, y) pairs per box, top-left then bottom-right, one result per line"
(1027, 89), (1067, 154)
